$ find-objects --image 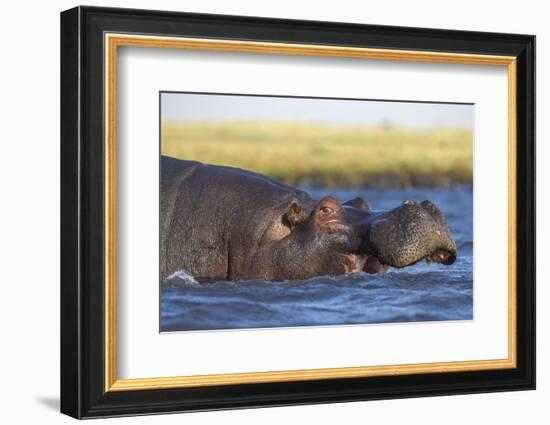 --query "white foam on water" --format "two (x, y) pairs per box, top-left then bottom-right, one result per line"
(164, 269), (199, 286)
